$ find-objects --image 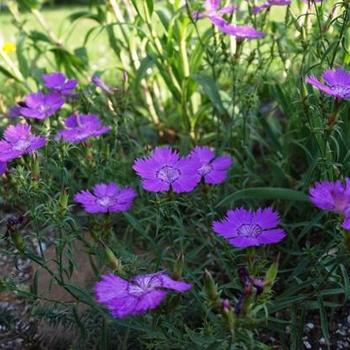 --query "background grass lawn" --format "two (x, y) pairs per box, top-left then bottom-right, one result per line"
(0, 5), (114, 80)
